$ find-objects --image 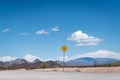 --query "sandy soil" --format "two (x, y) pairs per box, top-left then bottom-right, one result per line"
(31, 67), (120, 72)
